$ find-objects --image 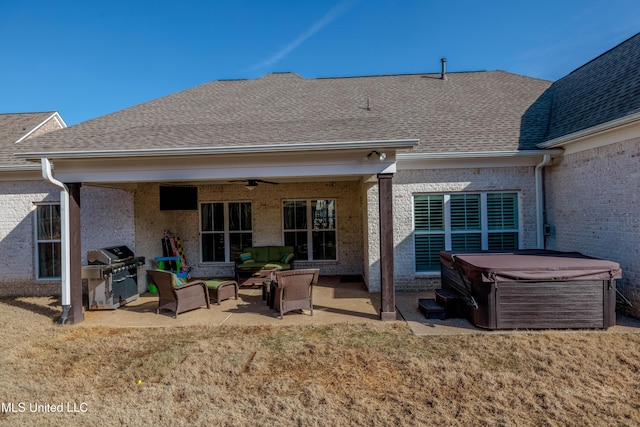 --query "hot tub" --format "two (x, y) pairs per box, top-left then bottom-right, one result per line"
(439, 250), (621, 330)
